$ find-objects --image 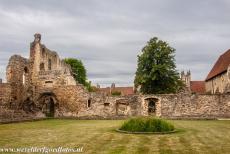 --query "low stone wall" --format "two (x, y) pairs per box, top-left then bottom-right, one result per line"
(1, 83), (230, 122)
(77, 93), (230, 119)
(0, 83), (11, 107)
(0, 83), (36, 123)
(78, 93), (141, 118)
(144, 94), (230, 119)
